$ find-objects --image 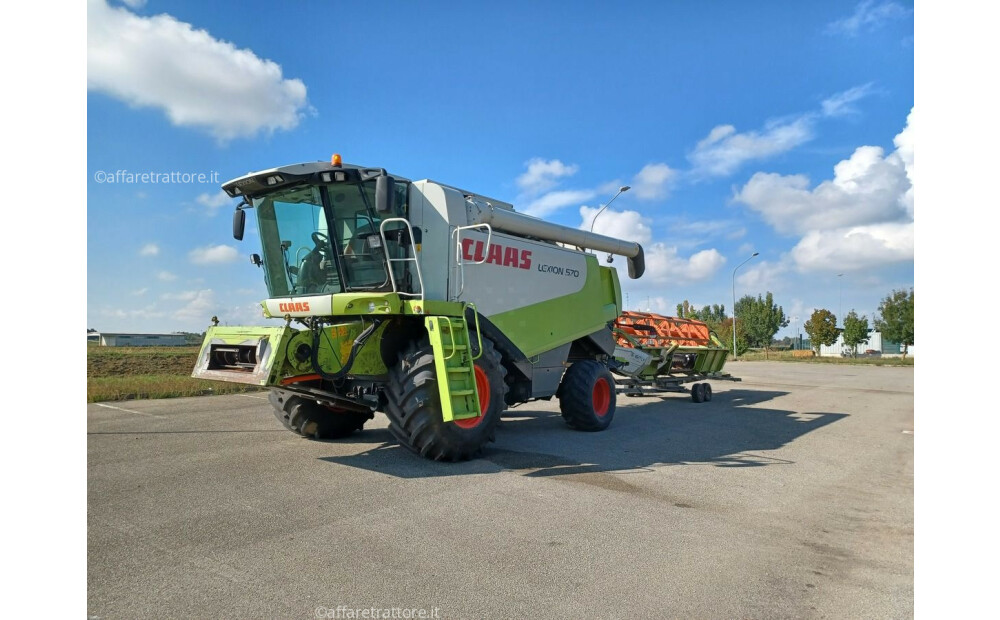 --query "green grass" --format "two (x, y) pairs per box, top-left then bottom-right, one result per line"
(87, 346), (263, 402)
(735, 350), (914, 366)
